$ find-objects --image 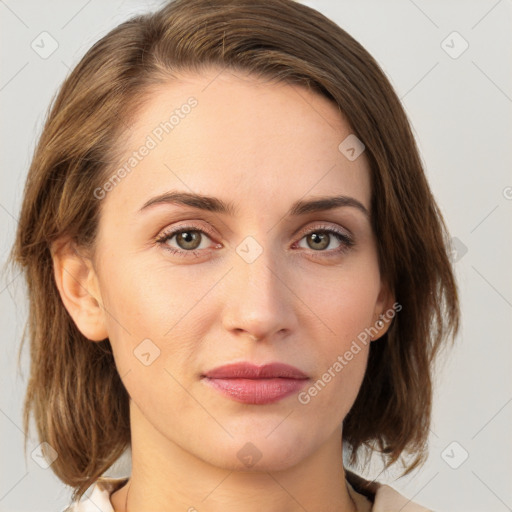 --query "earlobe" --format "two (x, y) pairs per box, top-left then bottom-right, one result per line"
(51, 240), (108, 342)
